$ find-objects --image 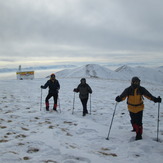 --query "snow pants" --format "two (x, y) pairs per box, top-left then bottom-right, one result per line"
(80, 98), (88, 115)
(129, 111), (143, 137)
(45, 93), (58, 109)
